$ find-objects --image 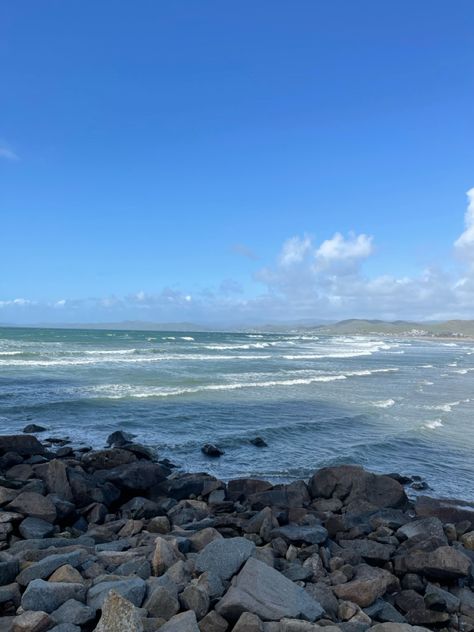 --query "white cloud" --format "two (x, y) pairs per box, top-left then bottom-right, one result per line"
(315, 232), (373, 266)
(454, 188), (474, 262)
(279, 235), (312, 266)
(0, 147), (19, 161)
